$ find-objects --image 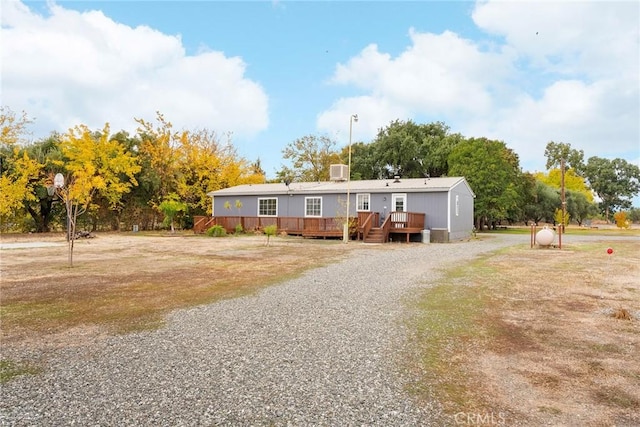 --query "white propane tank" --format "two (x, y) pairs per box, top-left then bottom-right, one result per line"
(535, 226), (555, 246)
